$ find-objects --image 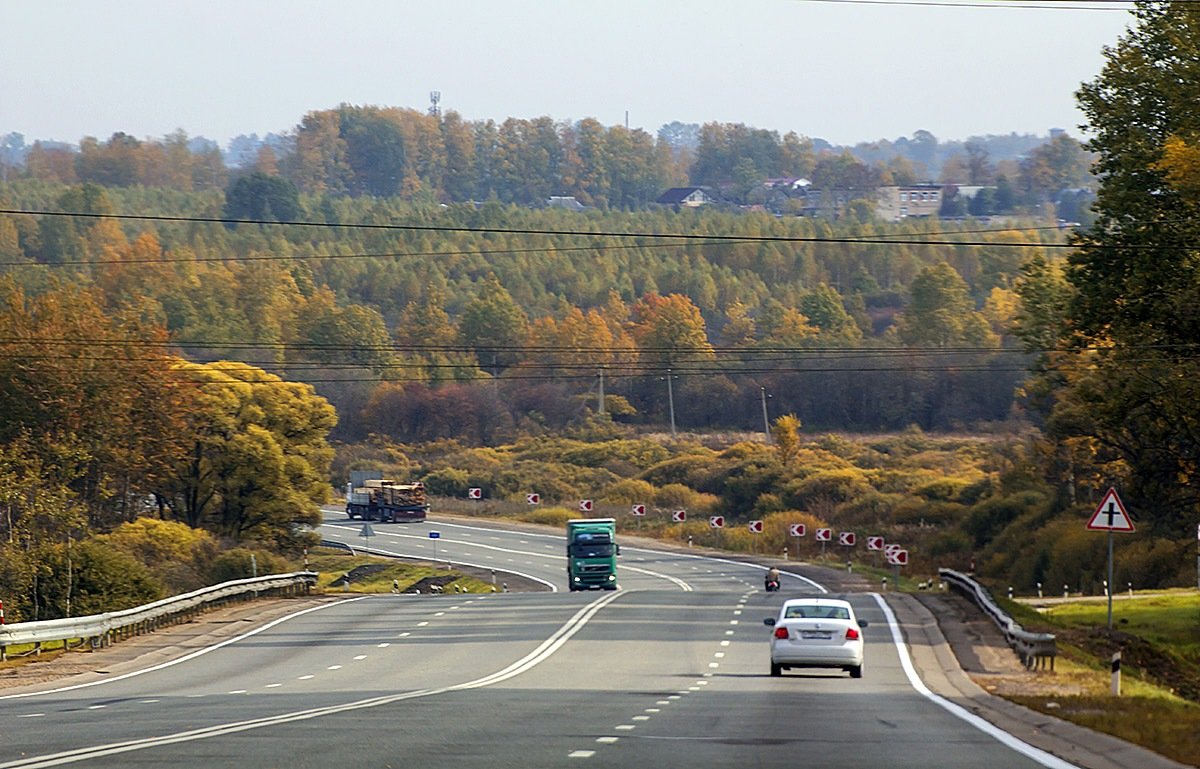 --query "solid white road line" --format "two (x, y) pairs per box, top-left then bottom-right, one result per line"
(0, 590), (627, 769)
(872, 593), (1079, 769)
